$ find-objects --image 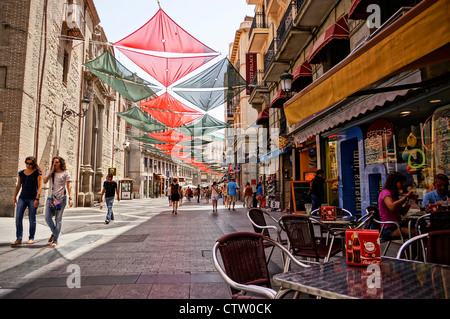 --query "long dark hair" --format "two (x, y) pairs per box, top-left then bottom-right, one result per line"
(51, 156), (66, 171)
(25, 156), (42, 172)
(383, 172), (406, 191)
